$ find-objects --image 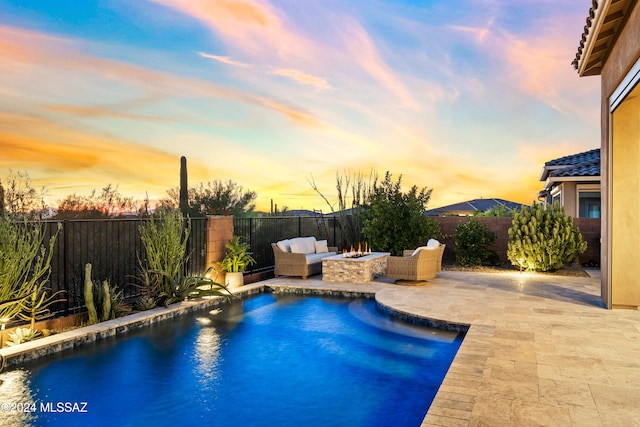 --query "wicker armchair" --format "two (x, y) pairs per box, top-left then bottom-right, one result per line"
(385, 244), (445, 281)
